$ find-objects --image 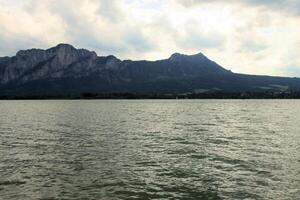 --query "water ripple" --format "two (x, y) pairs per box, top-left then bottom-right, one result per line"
(0, 100), (299, 199)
